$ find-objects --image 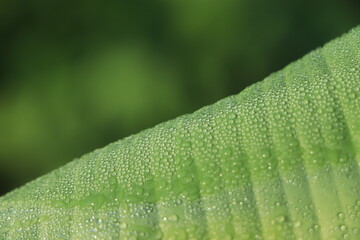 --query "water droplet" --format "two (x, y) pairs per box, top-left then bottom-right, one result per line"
(275, 215), (285, 223)
(313, 224), (320, 230)
(221, 147), (233, 158)
(340, 225), (347, 231)
(120, 222), (127, 230)
(168, 214), (179, 222)
(312, 157), (325, 166)
(227, 112), (237, 120)
(293, 221), (301, 228)
(260, 149), (271, 158)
